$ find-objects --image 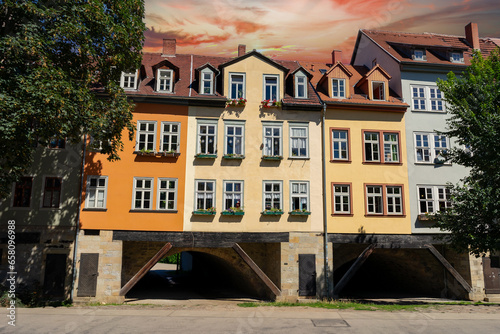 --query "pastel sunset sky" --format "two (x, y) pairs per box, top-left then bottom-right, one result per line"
(143, 0), (500, 62)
